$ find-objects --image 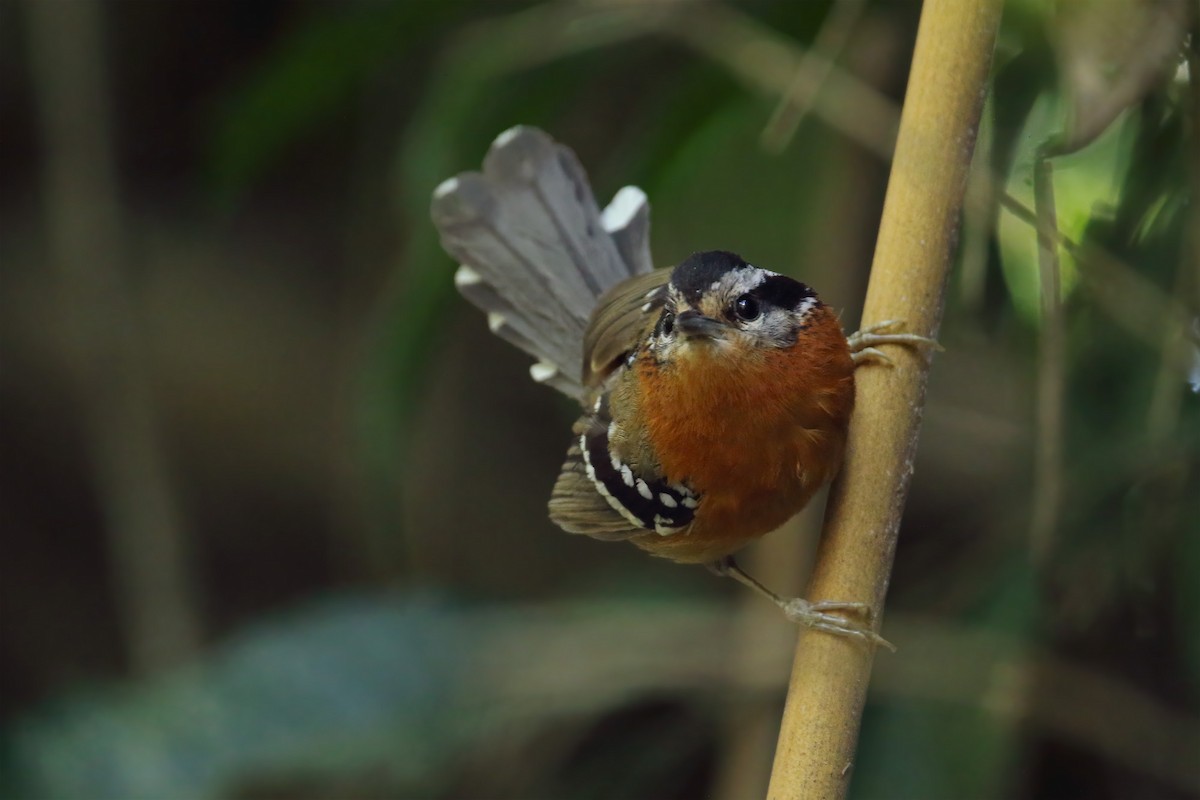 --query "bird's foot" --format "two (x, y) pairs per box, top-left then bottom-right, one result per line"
(848, 320), (942, 366)
(778, 597), (896, 652)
